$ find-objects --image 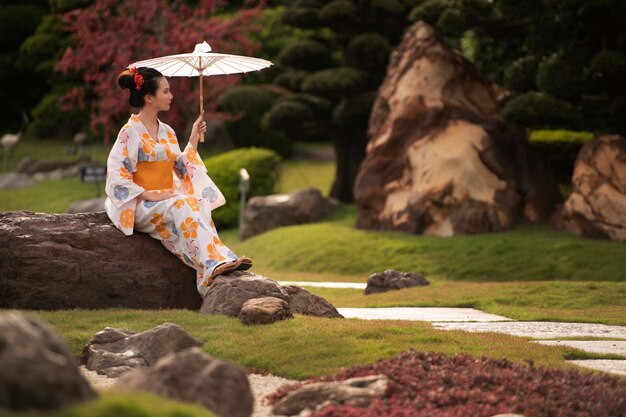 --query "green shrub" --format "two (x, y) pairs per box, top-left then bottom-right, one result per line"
(537, 50), (585, 100)
(332, 91), (377, 129)
(346, 33), (391, 75)
(408, 0), (445, 24)
(1, 392), (216, 417)
(302, 67), (367, 101)
(501, 92), (581, 129)
(528, 129), (594, 184)
(205, 147), (281, 228)
(273, 70), (308, 92)
(26, 90), (89, 139)
(217, 85), (290, 155)
(277, 40), (334, 71)
(281, 93), (333, 120)
(261, 100), (315, 131)
(320, 0), (359, 31)
(371, 0), (406, 14)
(504, 55), (539, 93)
(280, 7), (321, 29)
